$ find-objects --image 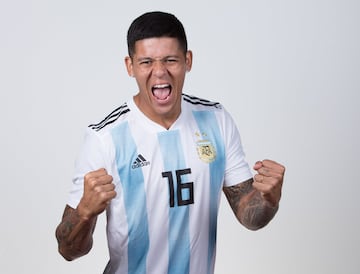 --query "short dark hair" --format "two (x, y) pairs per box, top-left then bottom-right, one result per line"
(127, 11), (188, 57)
